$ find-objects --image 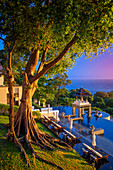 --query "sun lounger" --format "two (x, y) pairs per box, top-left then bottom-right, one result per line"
(63, 129), (81, 143)
(82, 143), (109, 164)
(82, 148), (89, 154)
